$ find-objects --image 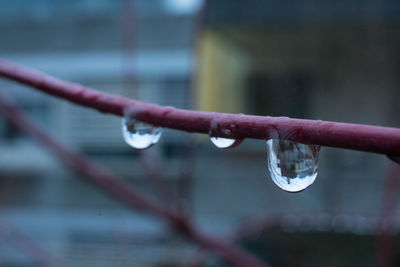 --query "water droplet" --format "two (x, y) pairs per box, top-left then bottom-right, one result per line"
(210, 137), (242, 149)
(266, 139), (320, 192)
(122, 118), (162, 149)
